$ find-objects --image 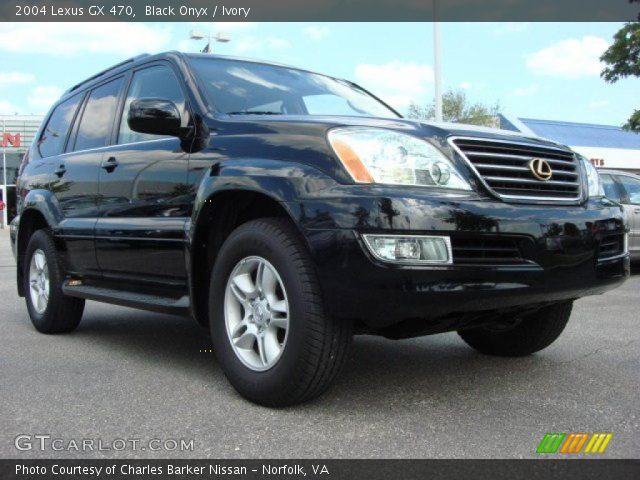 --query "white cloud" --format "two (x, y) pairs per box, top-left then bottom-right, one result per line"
(0, 72), (35, 88)
(511, 84), (540, 97)
(354, 62), (434, 110)
(525, 36), (609, 79)
(0, 23), (172, 56)
(27, 86), (63, 113)
(0, 100), (21, 115)
(234, 36), (291, 54)
(459, 81), (472, 90)
(589, 99), (610, 109)
(177, 39), (196, 53)
(303, 25), (331, 41)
